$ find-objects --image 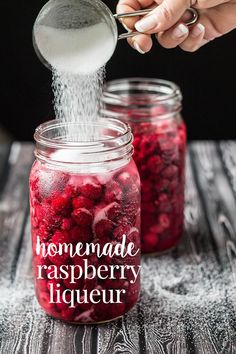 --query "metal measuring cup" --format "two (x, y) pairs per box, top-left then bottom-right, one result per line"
(33, 0), (199, 71)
